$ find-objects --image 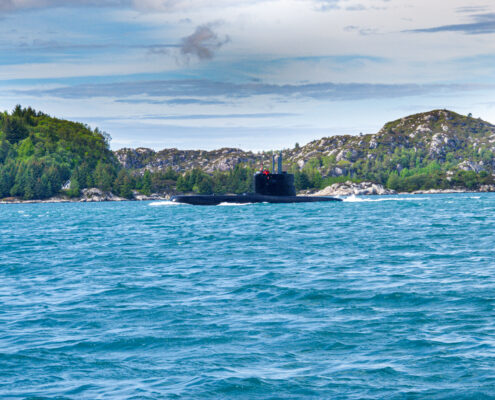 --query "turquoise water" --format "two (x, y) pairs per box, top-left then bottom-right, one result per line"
(1, 194), (495, 399)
